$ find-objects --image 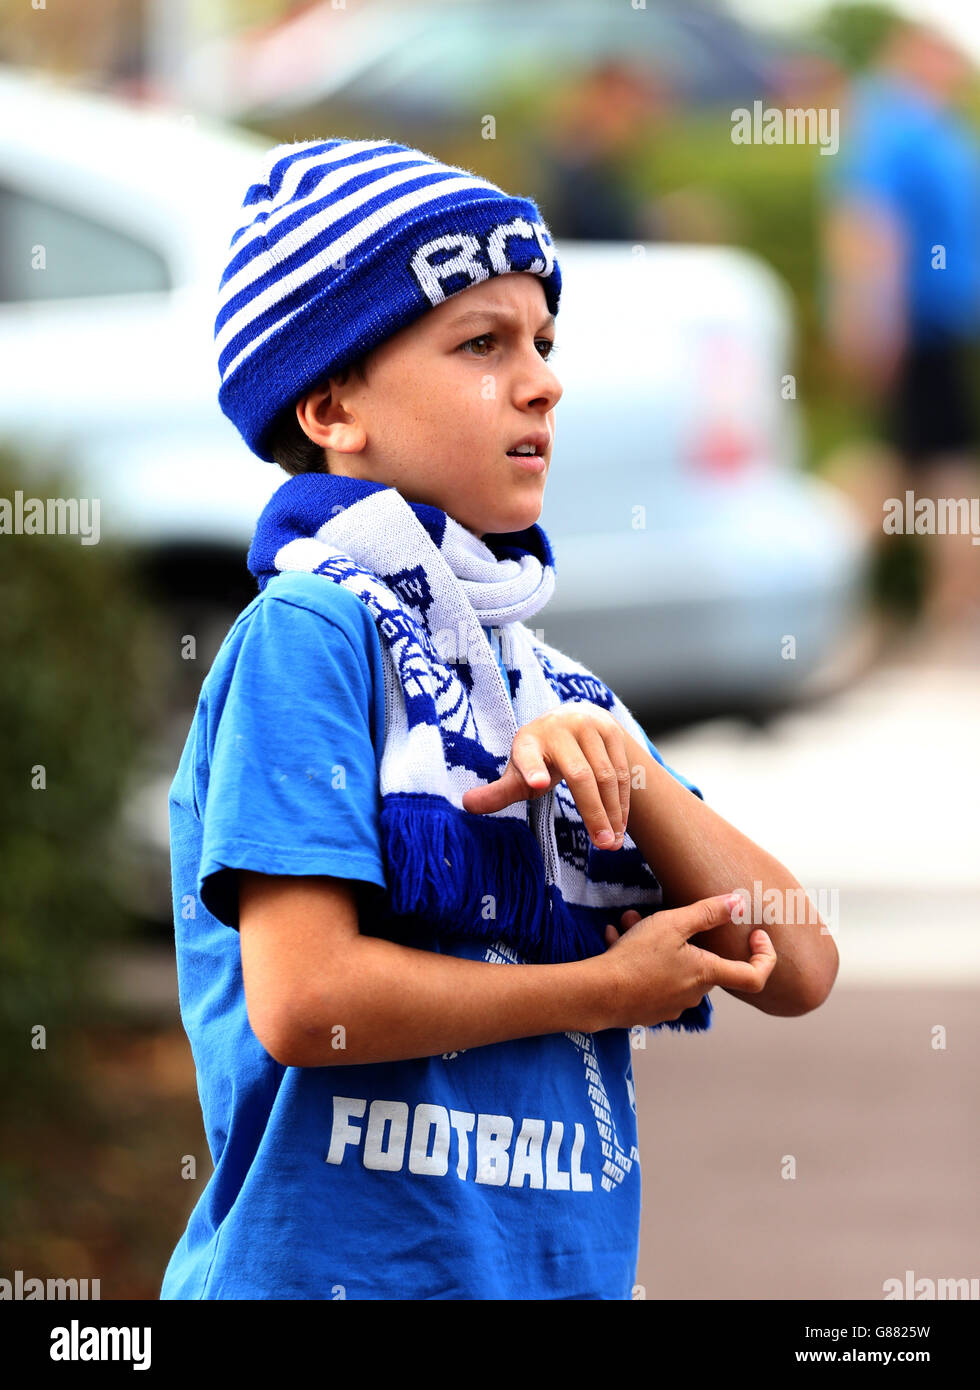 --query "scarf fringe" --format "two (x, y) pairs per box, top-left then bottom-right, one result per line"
(379, 793), (711, 1033)
(381, 793), (551, 958)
